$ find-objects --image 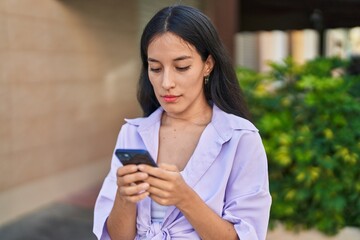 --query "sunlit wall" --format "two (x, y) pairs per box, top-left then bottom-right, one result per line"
(0, 0), (141, 225)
